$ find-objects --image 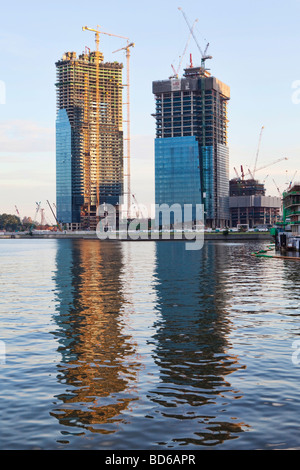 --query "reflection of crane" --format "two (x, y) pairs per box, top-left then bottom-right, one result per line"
(253, 125), (264, 179)
(178, 7), (212, 72)
(170, 19), (198, 78)
(113, 41), (135, 220)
